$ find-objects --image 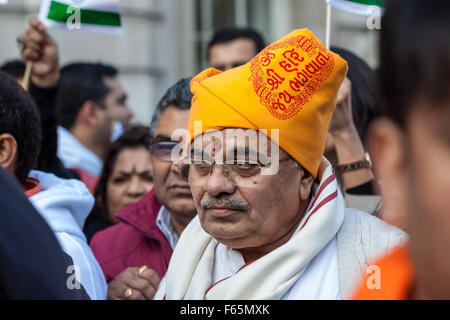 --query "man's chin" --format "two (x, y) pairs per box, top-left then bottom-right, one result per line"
(201, 216), (249, 242)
